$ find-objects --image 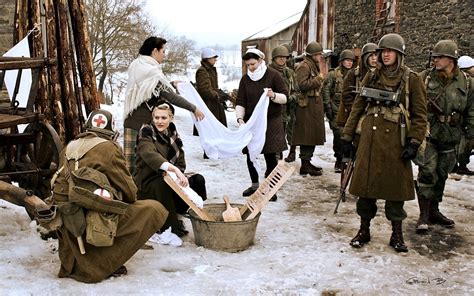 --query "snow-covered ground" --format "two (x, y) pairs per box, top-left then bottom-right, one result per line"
(1, 103), (473, 295)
